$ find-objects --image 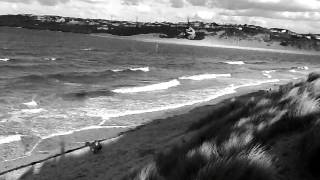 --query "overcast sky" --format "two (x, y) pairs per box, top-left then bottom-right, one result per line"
(0, 0), (319, 33)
